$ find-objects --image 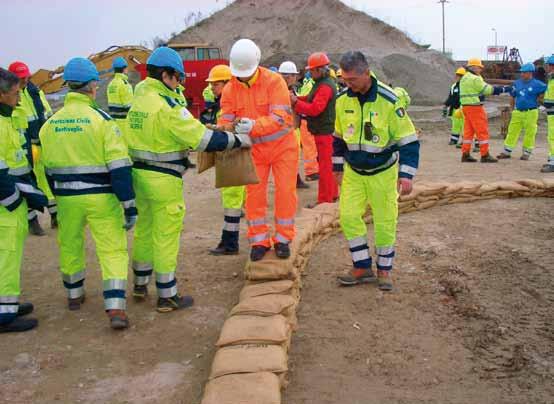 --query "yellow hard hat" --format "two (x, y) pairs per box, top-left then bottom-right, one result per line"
(467, 58), (484, 68)
(206, 65), (232, 82)
(455, 67), (467, 76)
(329, 68), (336, 79)
(337, 68), (342, 77)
